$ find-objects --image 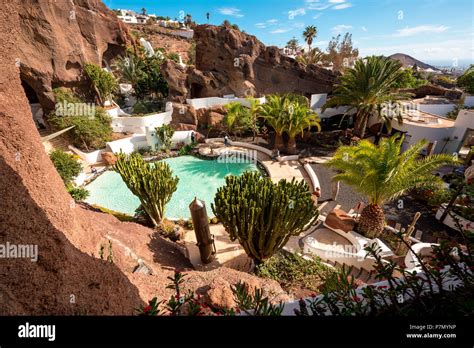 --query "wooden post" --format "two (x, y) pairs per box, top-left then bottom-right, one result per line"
(189, 197), (215, 264)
